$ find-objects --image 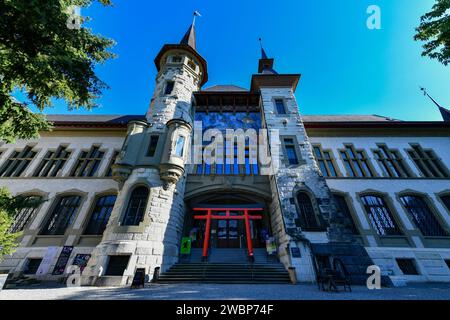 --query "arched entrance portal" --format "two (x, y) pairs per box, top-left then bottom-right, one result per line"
(183, 193), (273, 263)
